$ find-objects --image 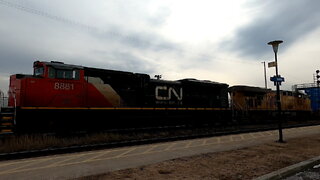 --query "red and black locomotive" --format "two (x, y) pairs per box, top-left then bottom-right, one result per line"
(7, 61), (230, 132)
